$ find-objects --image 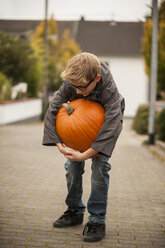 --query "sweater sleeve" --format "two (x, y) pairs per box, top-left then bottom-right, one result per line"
(42, 82), (72, 146)
(91, 77), (125, 157)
